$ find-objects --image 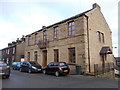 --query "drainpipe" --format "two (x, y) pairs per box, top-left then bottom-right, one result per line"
(84, 14), (91, 73)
